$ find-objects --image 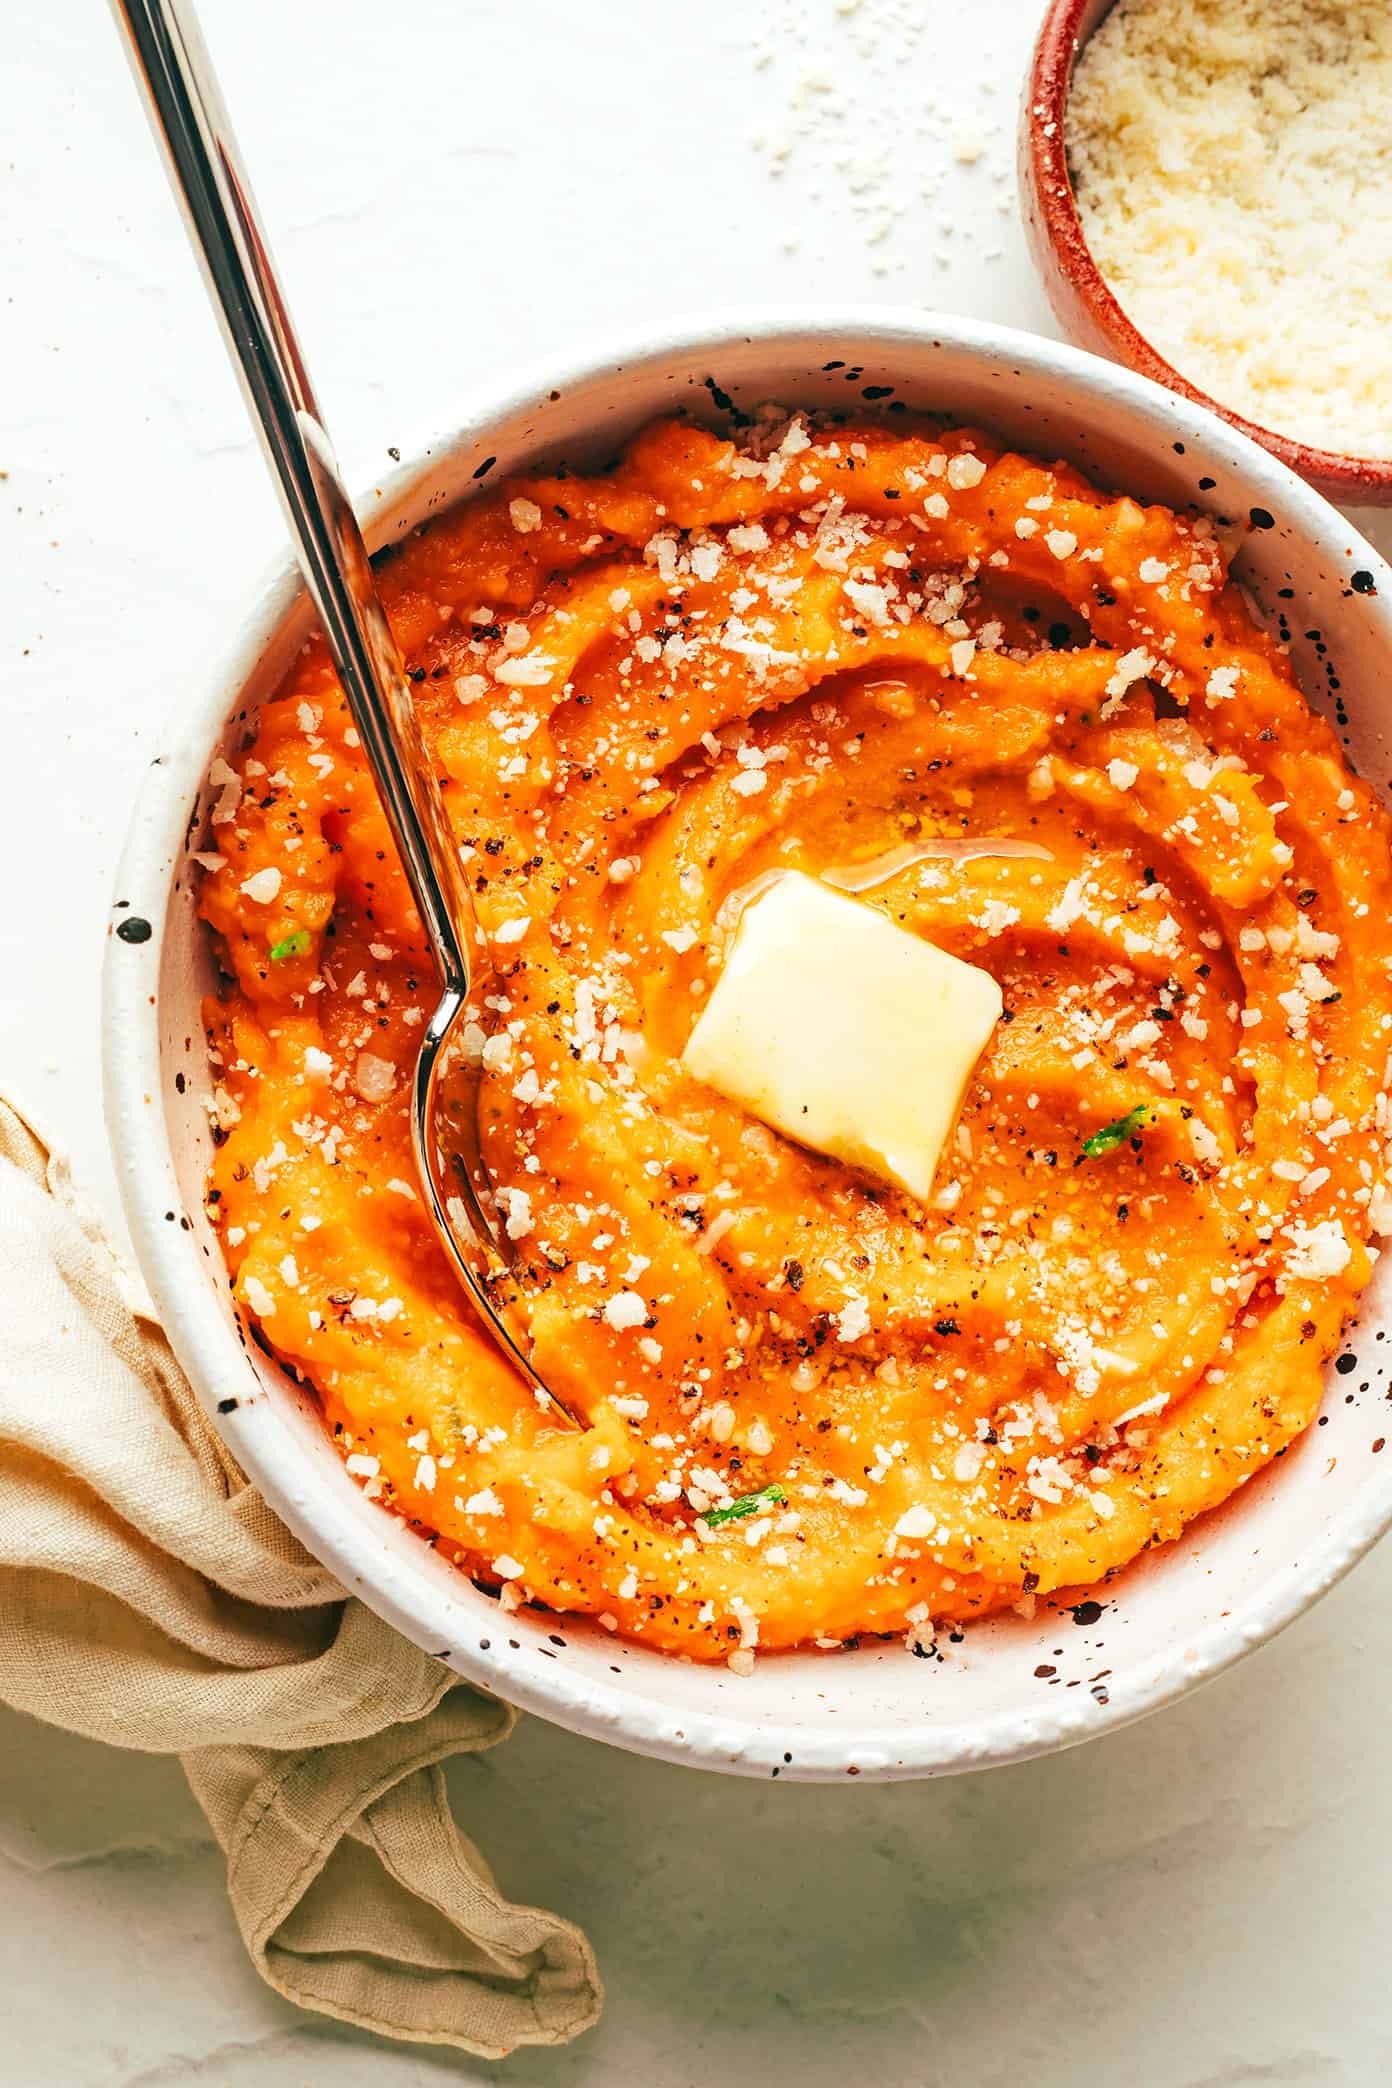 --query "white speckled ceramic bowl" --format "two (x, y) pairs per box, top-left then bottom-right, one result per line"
(104, 311), (1392, 1781)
